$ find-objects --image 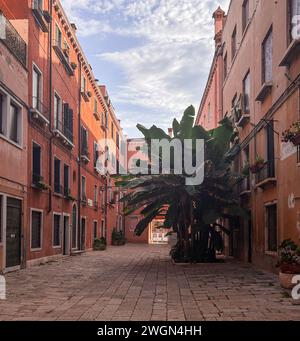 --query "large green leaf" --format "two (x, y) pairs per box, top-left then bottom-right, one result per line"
(179, 105), (195, 139)
(135, 209), (161, 236)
